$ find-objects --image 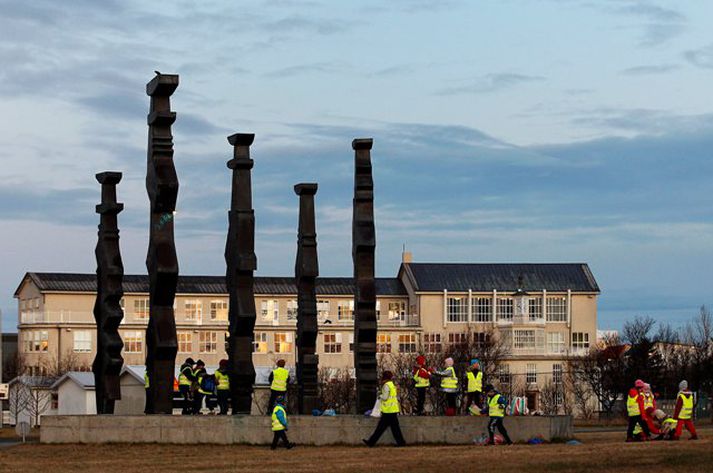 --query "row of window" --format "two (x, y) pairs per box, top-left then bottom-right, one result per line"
(498, 363), (564, 385)
(447, 296), (568, 323)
